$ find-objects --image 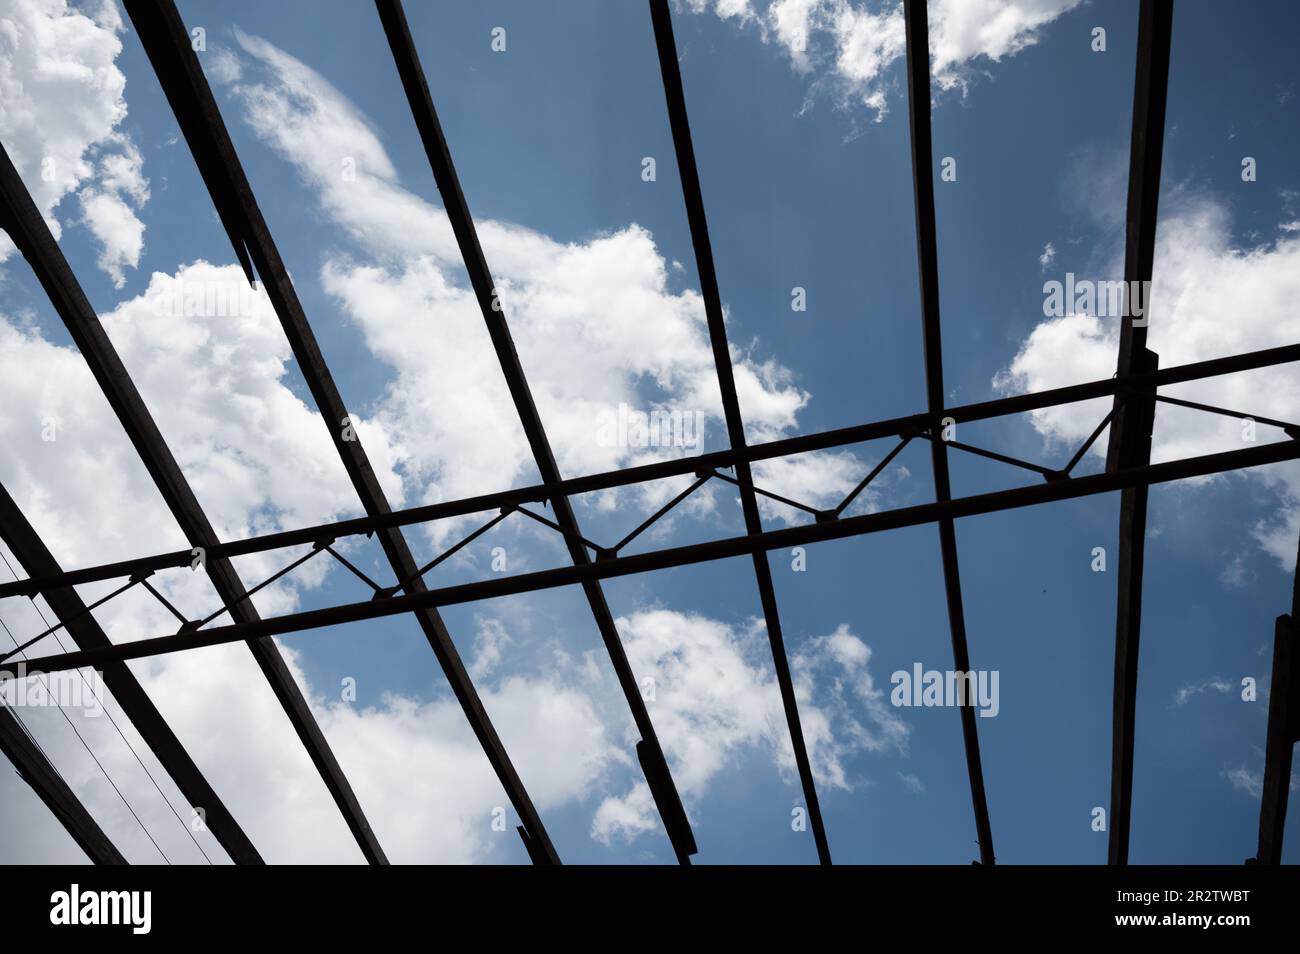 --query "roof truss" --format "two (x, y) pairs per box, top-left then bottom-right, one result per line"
(1, 0), (1296, 867)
